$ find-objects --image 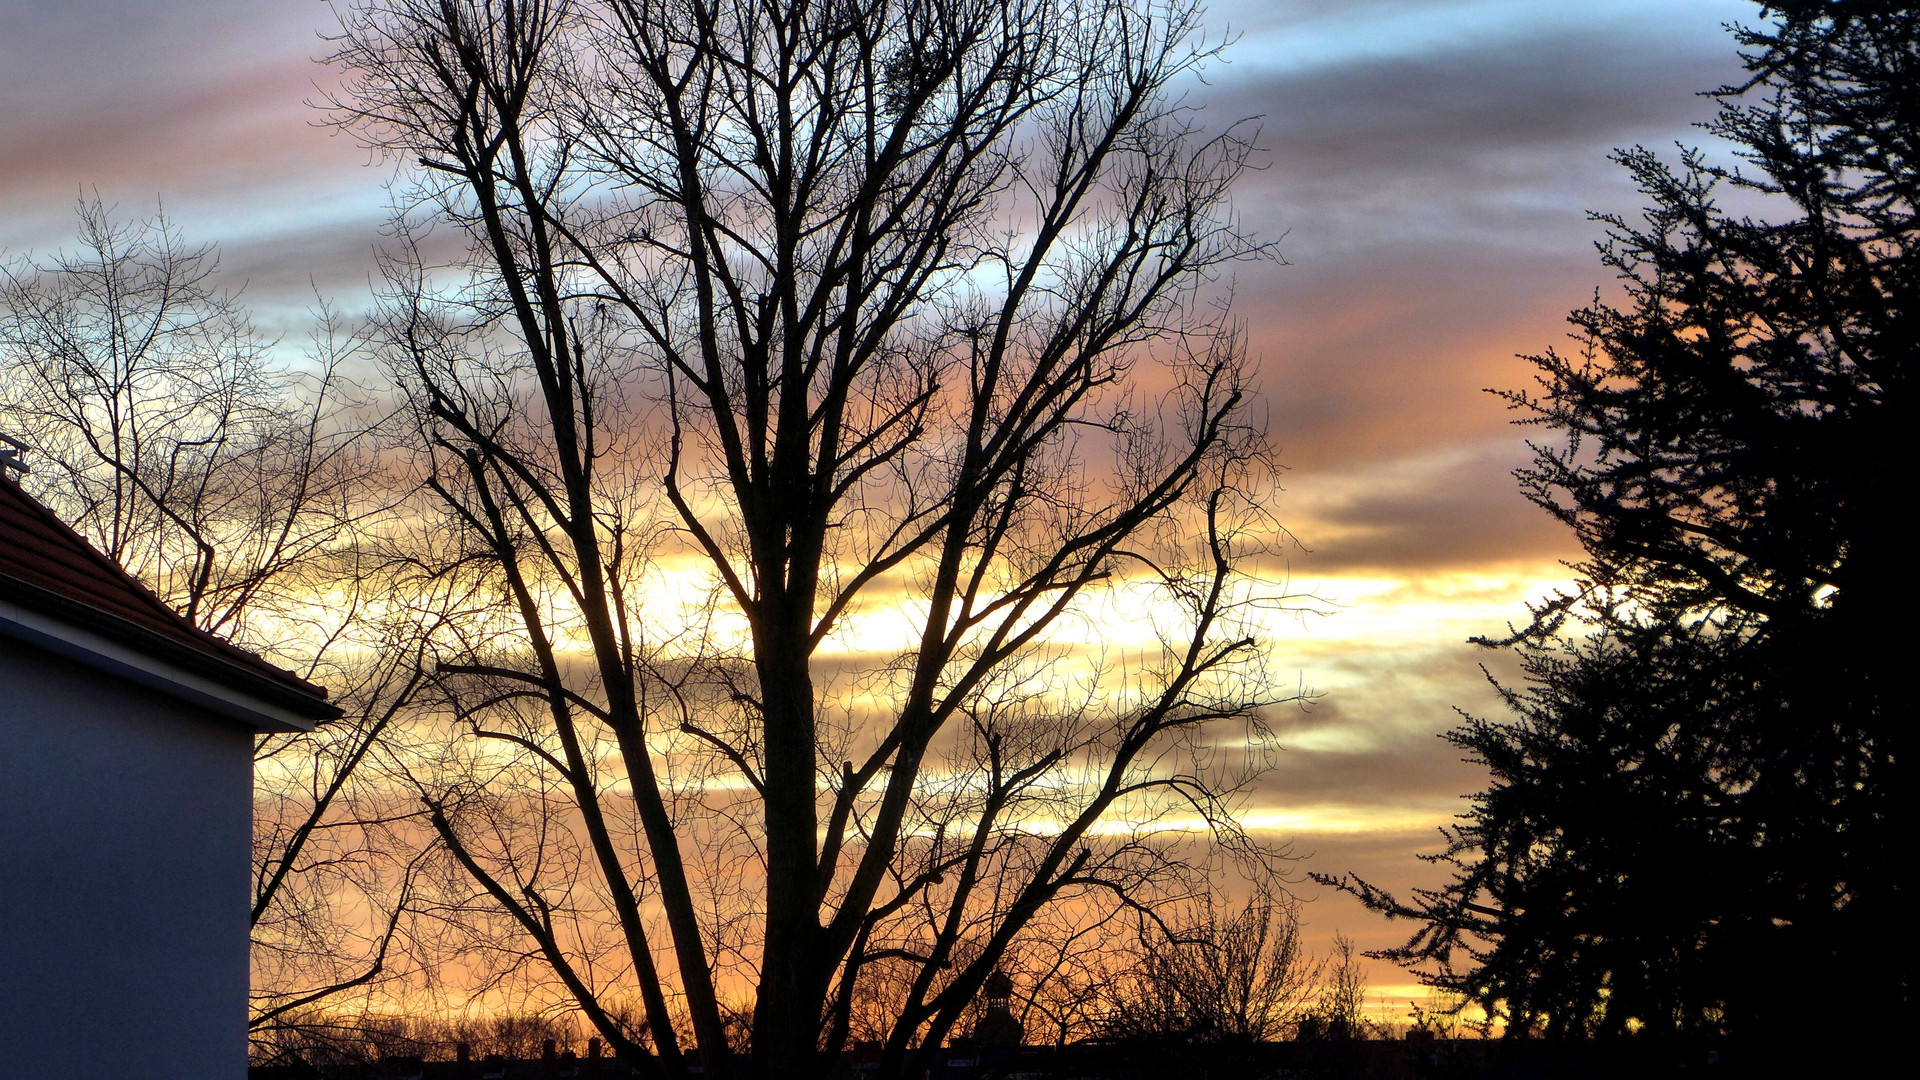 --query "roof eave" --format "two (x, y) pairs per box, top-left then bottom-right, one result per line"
(0, 587), (340, 733)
